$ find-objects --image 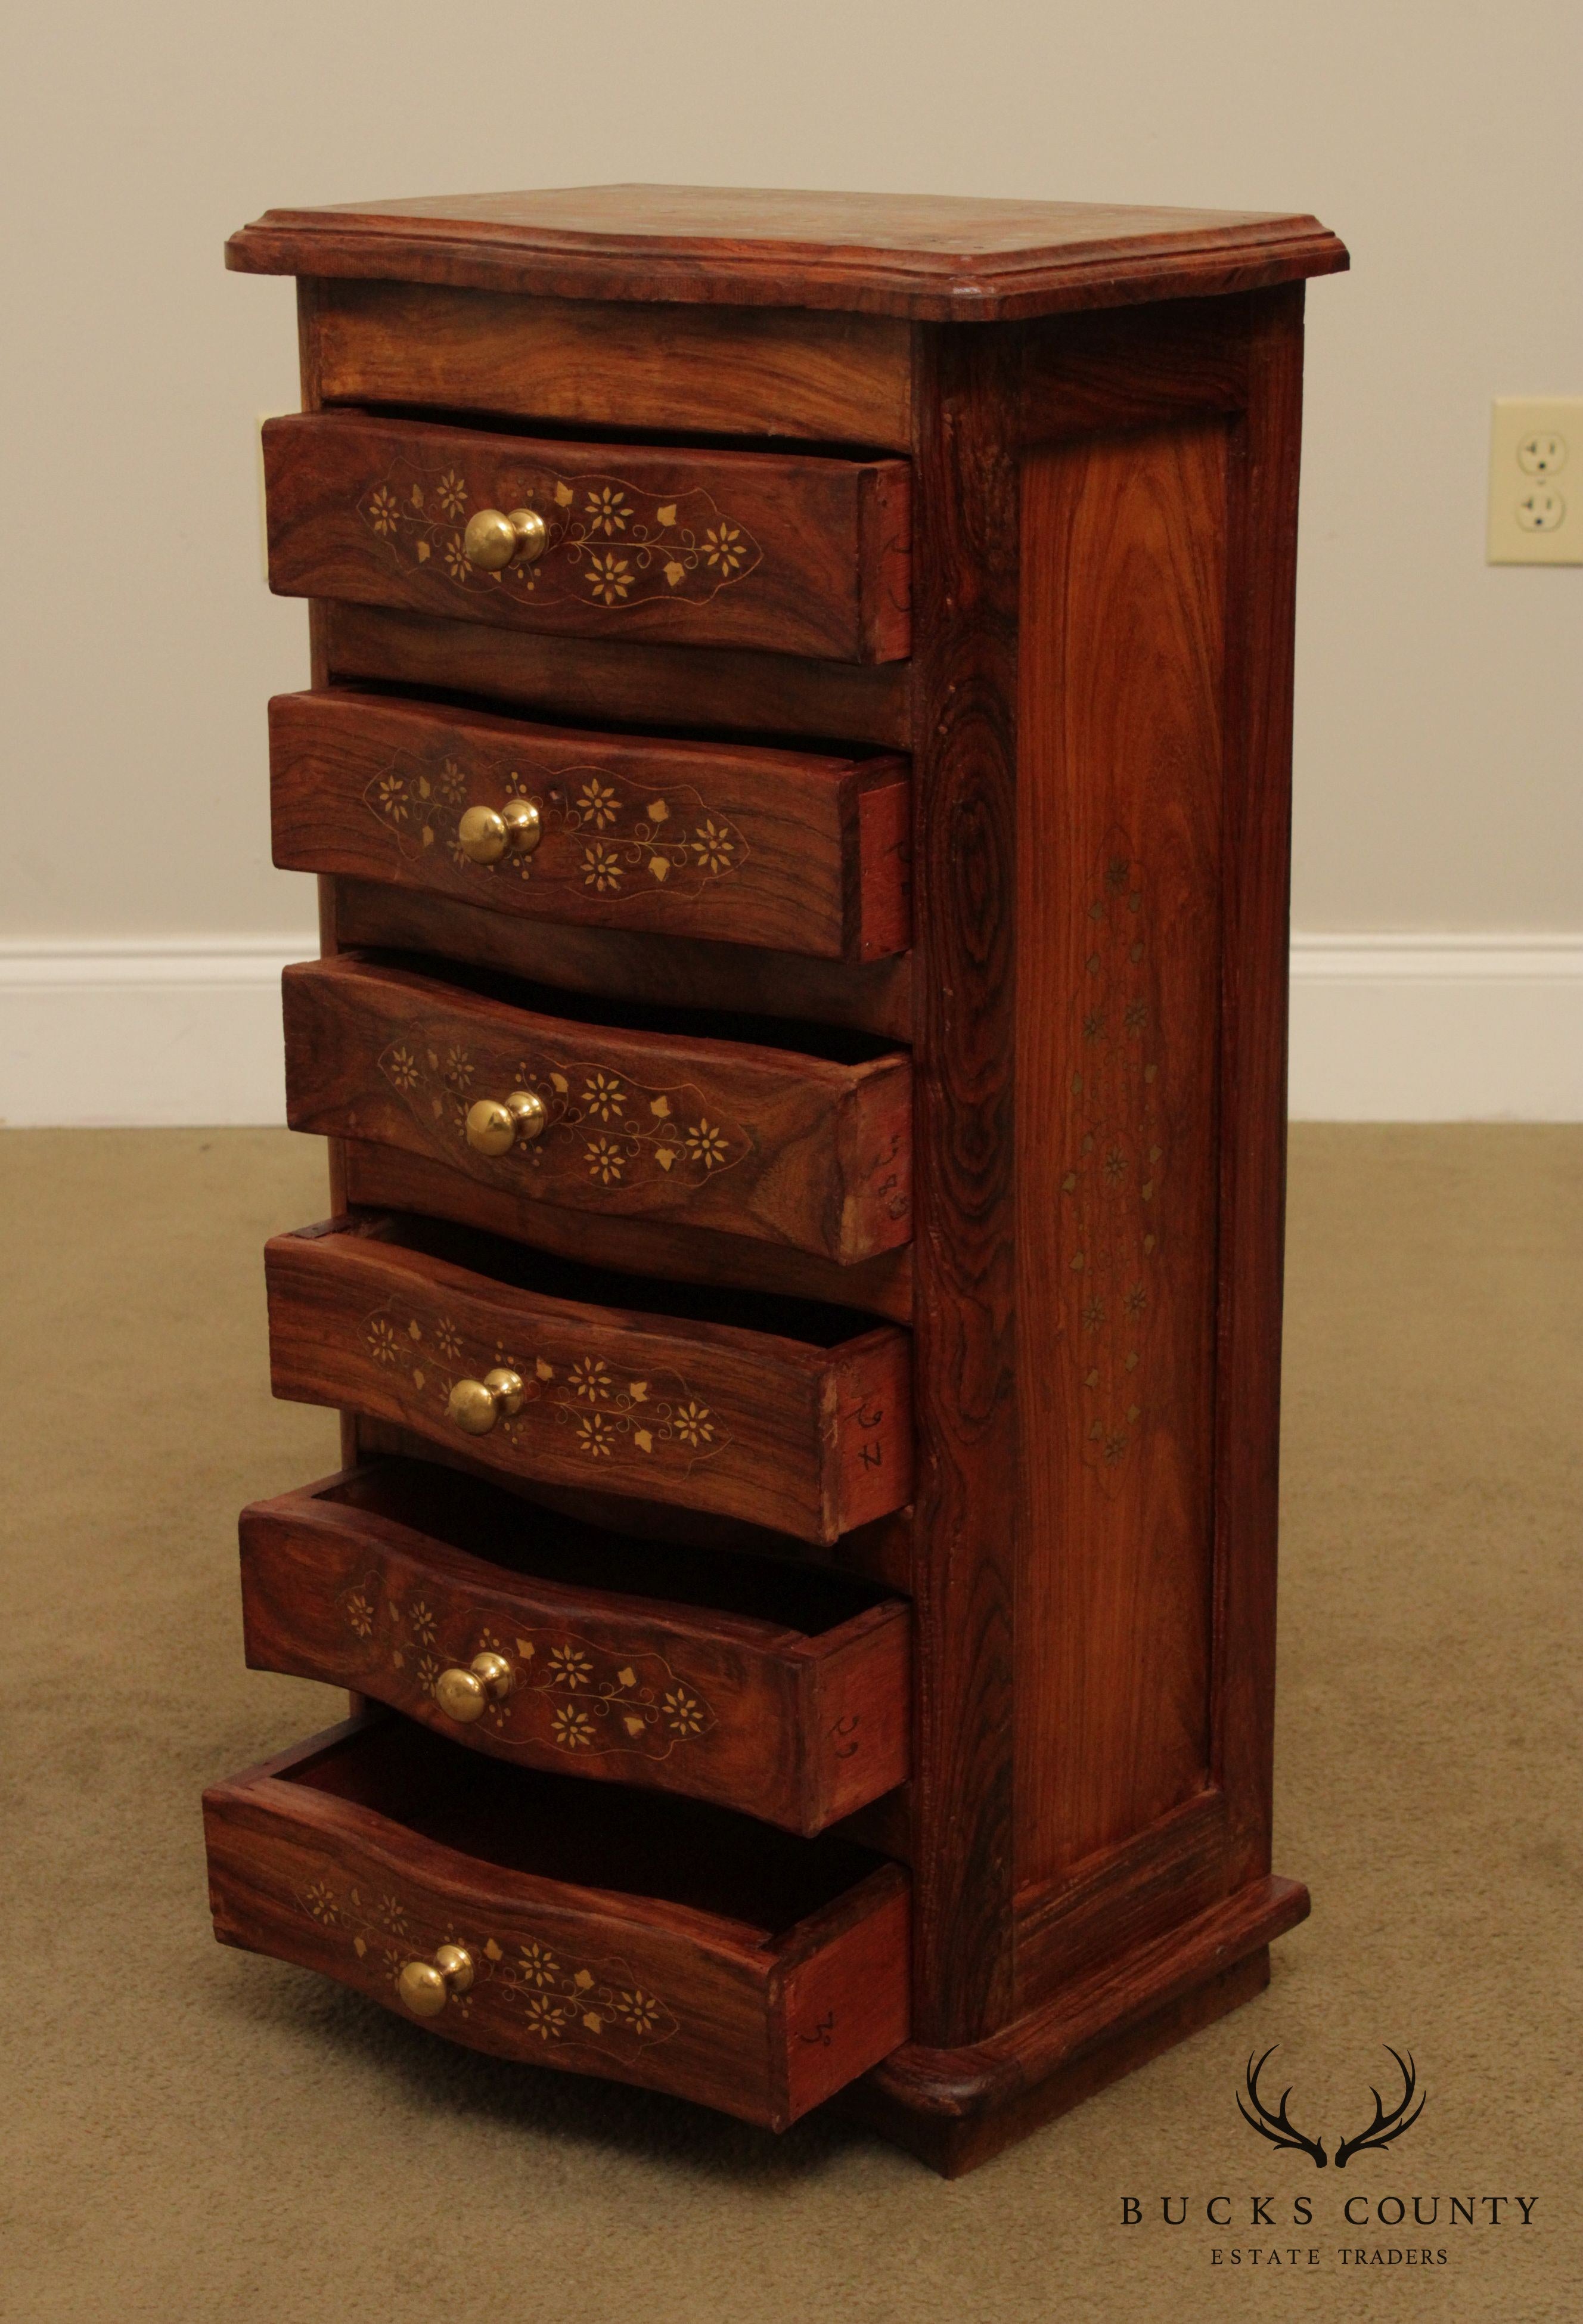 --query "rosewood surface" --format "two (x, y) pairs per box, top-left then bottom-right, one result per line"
(304, 278), (914, 449)
(264, 411), (912, 663)
(211, 181), (1346, 2174)
(240, 1464), (910, 1832)
(265, 1215), (913, 1543)
(229, 184), (1348, 321)
(271, 688), (912, 961)
(283, 951), (913, 1264)
(204, 1716), (911, 2129)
